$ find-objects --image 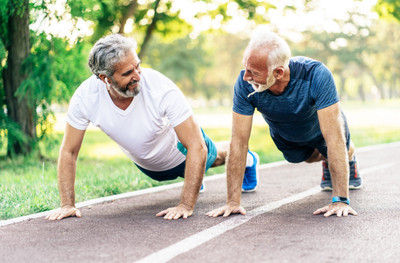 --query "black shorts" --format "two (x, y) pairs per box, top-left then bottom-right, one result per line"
(271, 113), (351, 163)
